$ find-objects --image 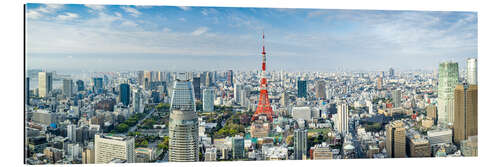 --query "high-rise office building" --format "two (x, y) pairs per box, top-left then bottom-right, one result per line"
(133, 89), (142, 113)
(294, 129), (307, 160)
(92, 77), (104, 94)
(137, 71), (144, 86)
(38, 72), (53, 98)
(193, 77), (201, 101)
(168, 73), (199, 162)
(119, 83), (130, 106)
(202, 88), (215, 112)
(227, 70), (233, 87)
(82, 146), (95, 164)
(453, 84), (478, 144)
(392, 89), (401, 108)
(234, 83), (242, 104)
(336, 101), (349, 135)
(67, 124), (77, 142)
(315, 80), (326, 99)
(232, 135), (245, 159)
(297, 80), (307, 98)
(76, 80), (84, 92)
(466, 58), (477, 85)
(389, 68), (395, 77)
(376, 77), (383, 90)
(437, 62), (459, 126)
(94, 134), (135, 163)
(386, 120), (406, 158)
(63, 79), (73, 97)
